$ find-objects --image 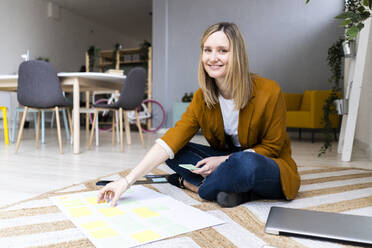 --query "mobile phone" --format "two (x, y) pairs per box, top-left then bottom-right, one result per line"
(179, 164), (198, 170)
